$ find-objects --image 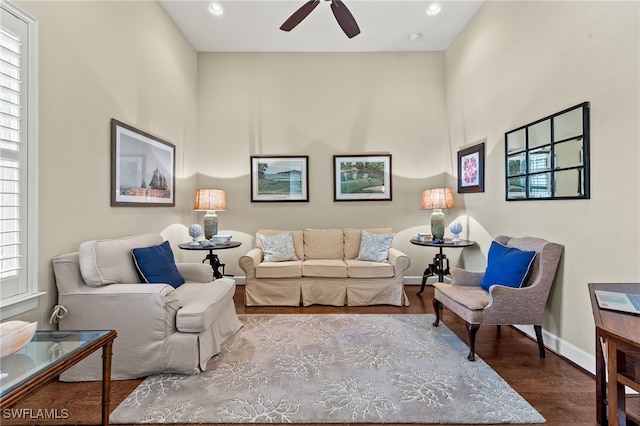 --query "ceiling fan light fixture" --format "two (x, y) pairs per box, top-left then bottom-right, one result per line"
(280, 0), (360, 38)
(209, 2), (223, 16)
(426, 3), (442, 16)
